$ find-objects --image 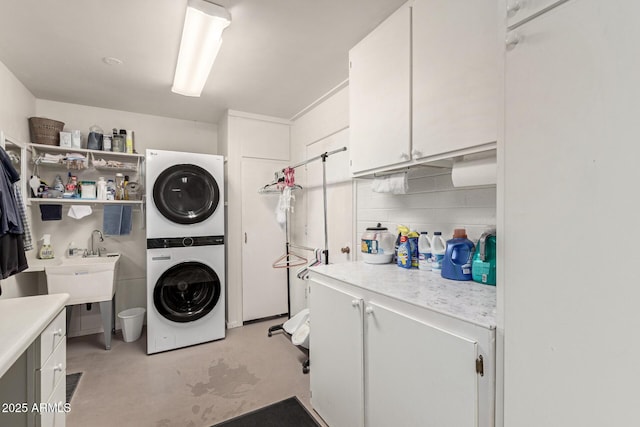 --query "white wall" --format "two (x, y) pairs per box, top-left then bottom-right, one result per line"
(0, 60), (38, 299)
(289, 85), (350, 316)
(29, 100), (218, 336)
(356, 169), (497, 249)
